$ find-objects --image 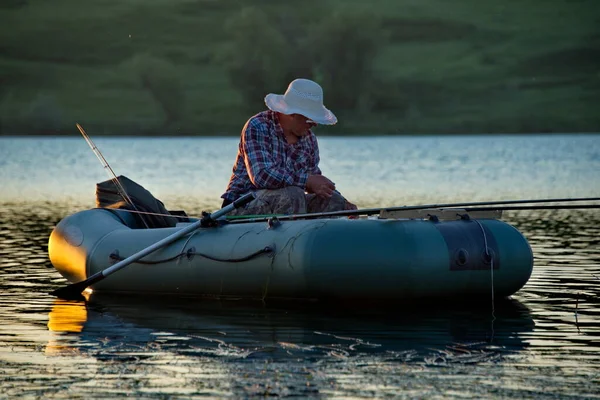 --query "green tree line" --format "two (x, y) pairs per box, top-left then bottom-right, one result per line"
(0, 0), (598, 135)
